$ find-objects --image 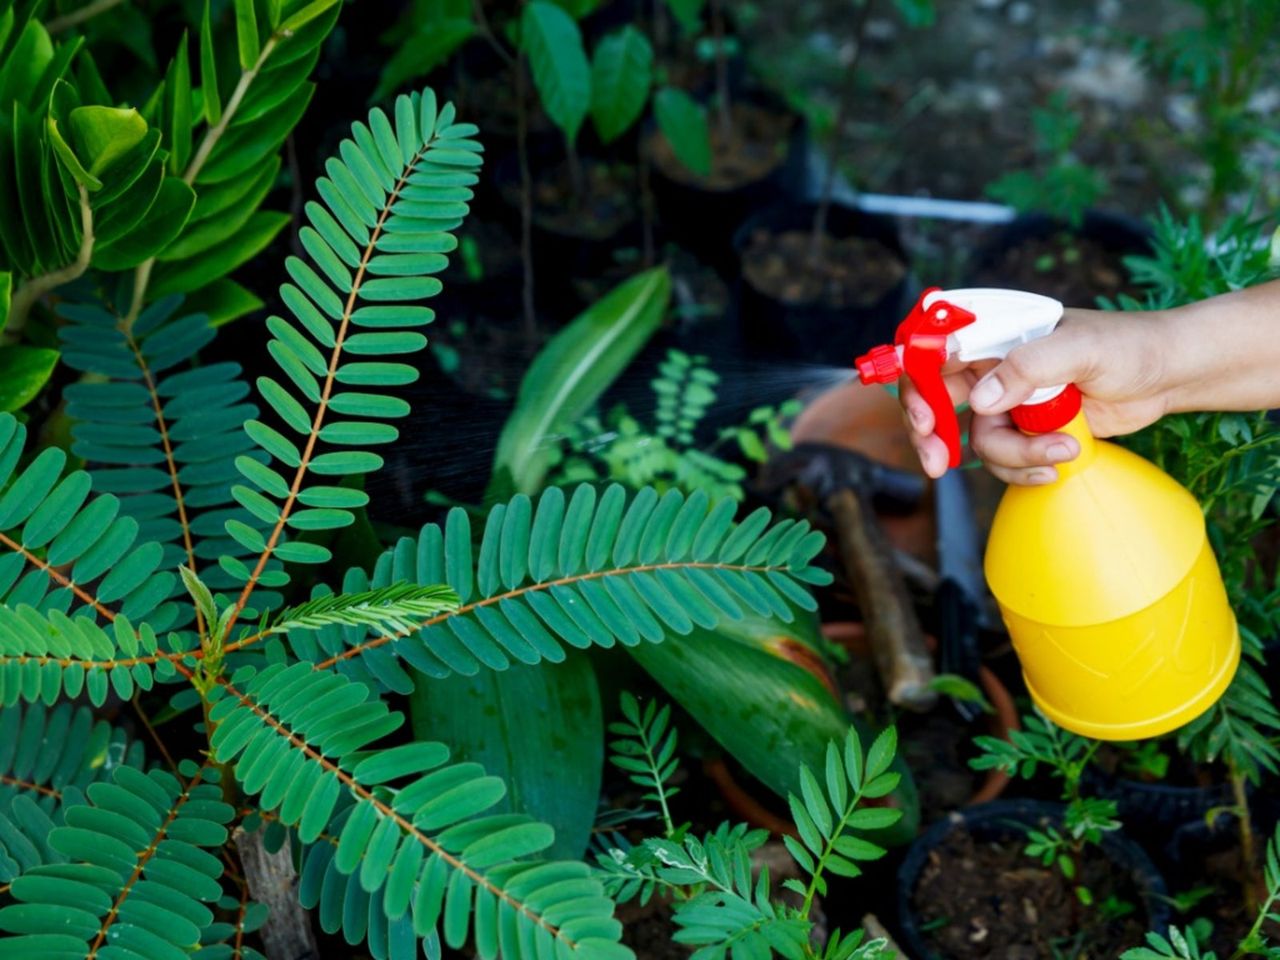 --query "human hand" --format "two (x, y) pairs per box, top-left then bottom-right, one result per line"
(899, 308), (1175, 484)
